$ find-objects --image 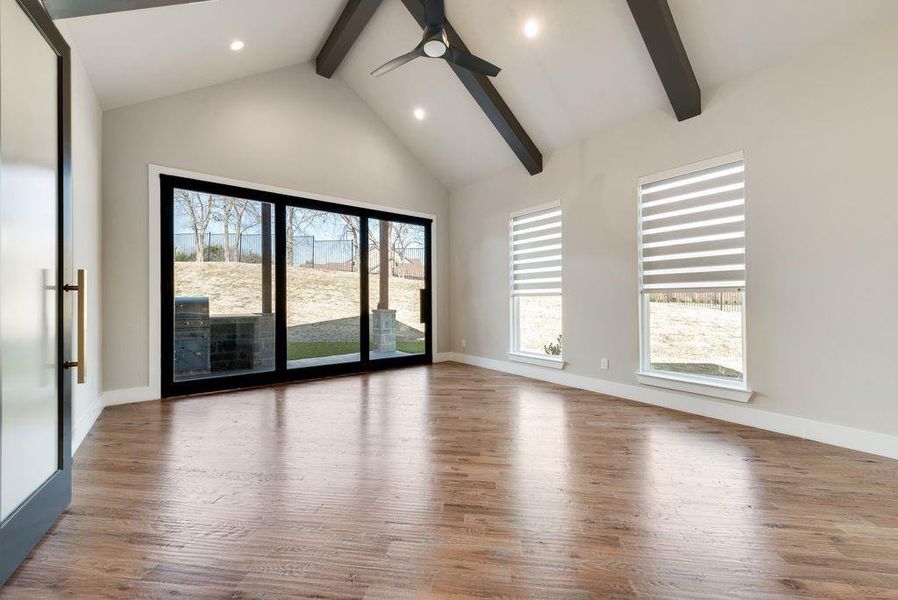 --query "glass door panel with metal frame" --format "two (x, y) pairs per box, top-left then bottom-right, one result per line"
(171, 191), (276, 383)
(368, 219), (427, 360)
(1, 0), (73, 585)
(286, 208), (361, 369)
